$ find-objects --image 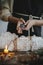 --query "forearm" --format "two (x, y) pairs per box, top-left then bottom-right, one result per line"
(35, 20), (43, 26)
(1, 8), (24, 23)
(2, 15), (20, 23)
(1, 8), (20, 23)
(8, 16), (20, 23)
